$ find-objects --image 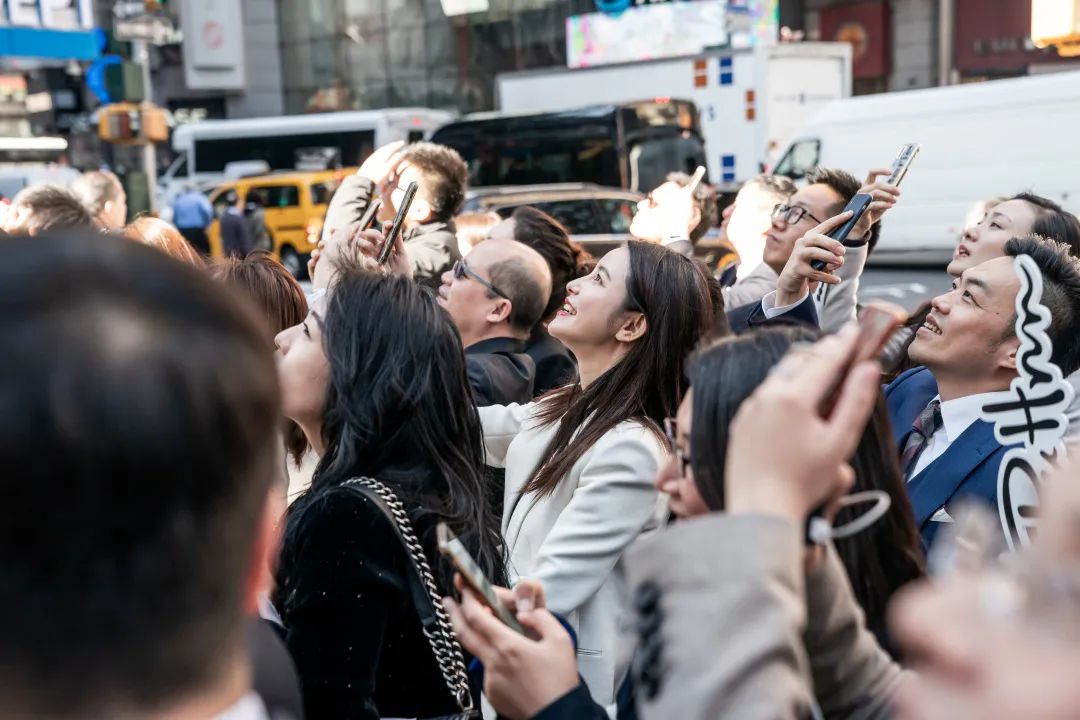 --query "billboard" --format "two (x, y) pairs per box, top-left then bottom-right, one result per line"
(566, 0), (777, 69)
